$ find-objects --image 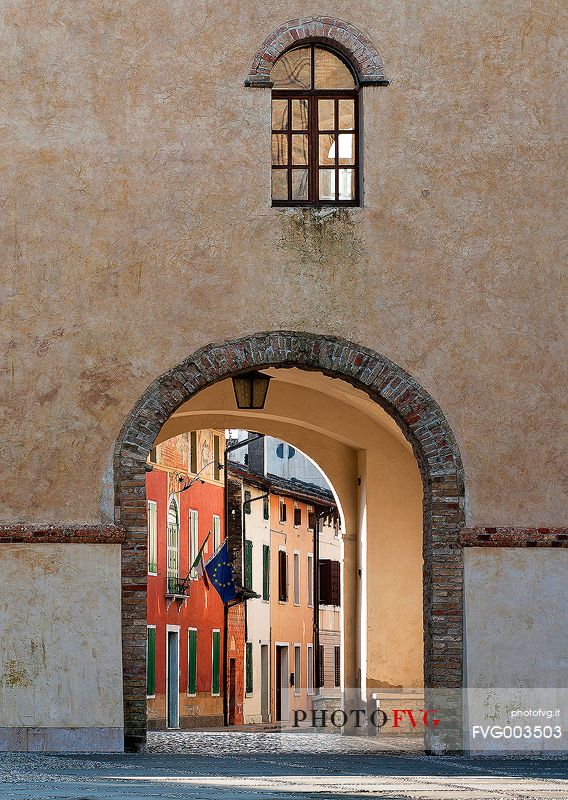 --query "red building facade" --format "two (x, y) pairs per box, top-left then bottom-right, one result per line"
(146, 430), (230, 729)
